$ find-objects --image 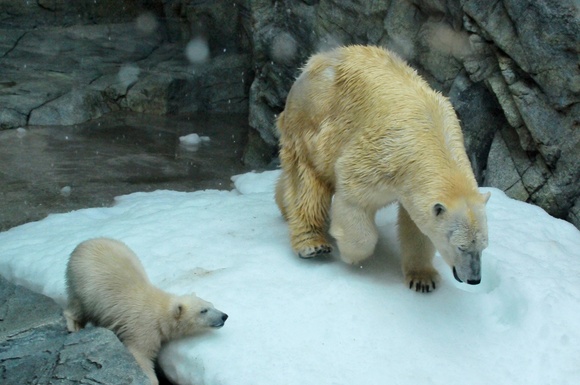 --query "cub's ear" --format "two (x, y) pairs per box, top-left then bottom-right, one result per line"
(433, 203), (446, 217)
(172, 302), (185, 320)
(481, 191), (491, 204)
